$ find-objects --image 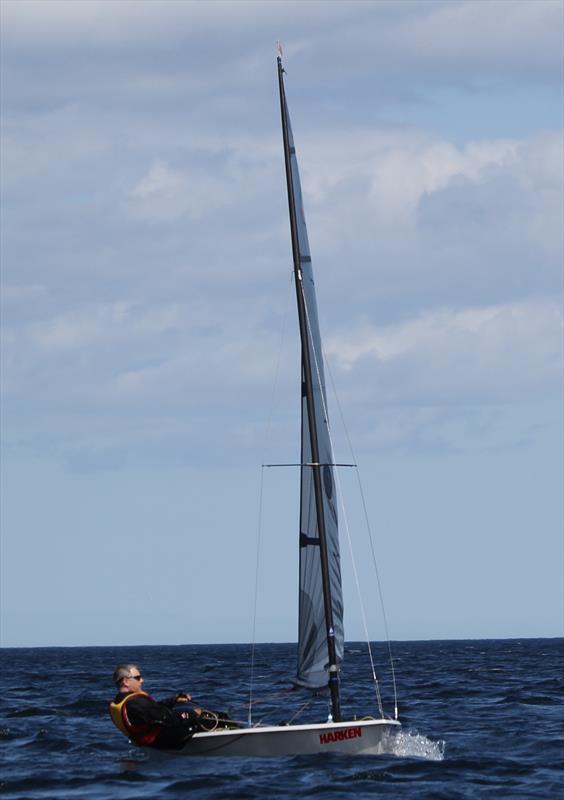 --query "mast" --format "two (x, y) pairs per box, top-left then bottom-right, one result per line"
(277, 56), (342, 722)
